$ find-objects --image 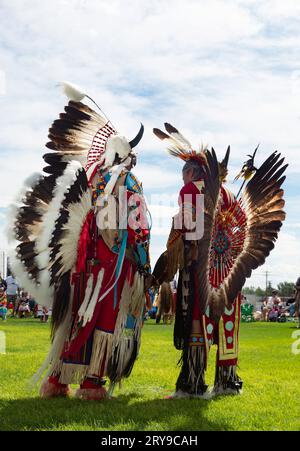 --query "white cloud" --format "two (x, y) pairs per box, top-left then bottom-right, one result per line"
(0, 0), (300, 284)
(256, 0), (300, 21)
(247, 230), (300, 288)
